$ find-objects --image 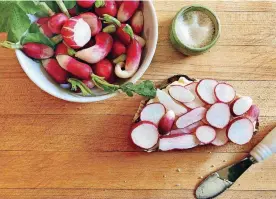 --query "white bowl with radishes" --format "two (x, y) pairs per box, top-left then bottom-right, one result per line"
(13, 0), (158, 102)
(131, 75), (260, 151)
